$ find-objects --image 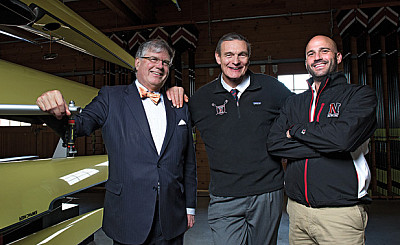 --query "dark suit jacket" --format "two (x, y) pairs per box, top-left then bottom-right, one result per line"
(74, 83), (197, 244)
